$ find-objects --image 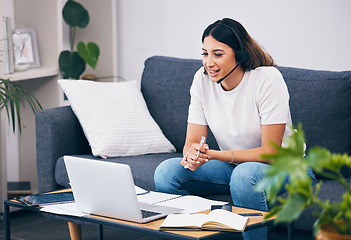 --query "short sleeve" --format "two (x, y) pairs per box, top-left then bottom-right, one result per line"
(257, 68), (291, 125)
